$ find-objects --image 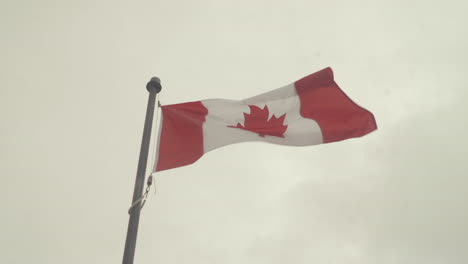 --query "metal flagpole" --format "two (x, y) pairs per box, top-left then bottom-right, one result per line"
(122, 77), (162, 264)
